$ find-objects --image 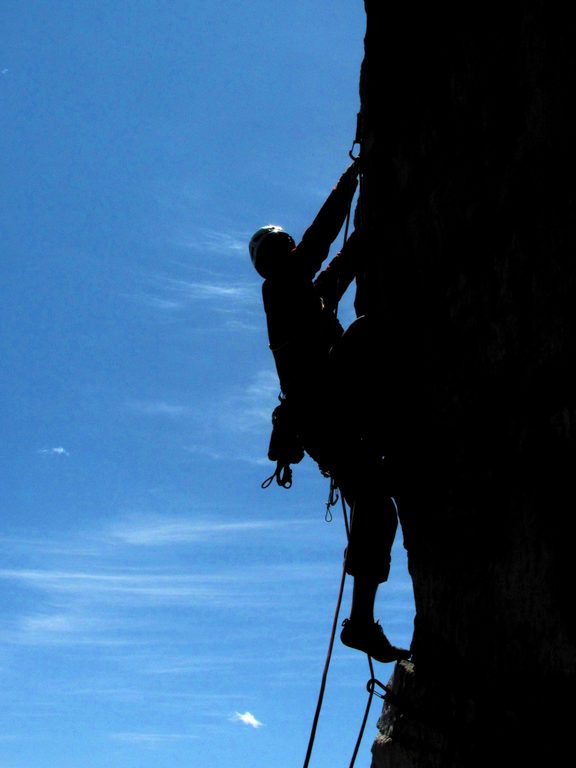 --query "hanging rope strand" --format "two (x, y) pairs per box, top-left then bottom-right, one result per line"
(301, 547), (348, 767)
(304, 483), (398, 768)
(302, 492), (351, 768)
(348, 657), (385, 768)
